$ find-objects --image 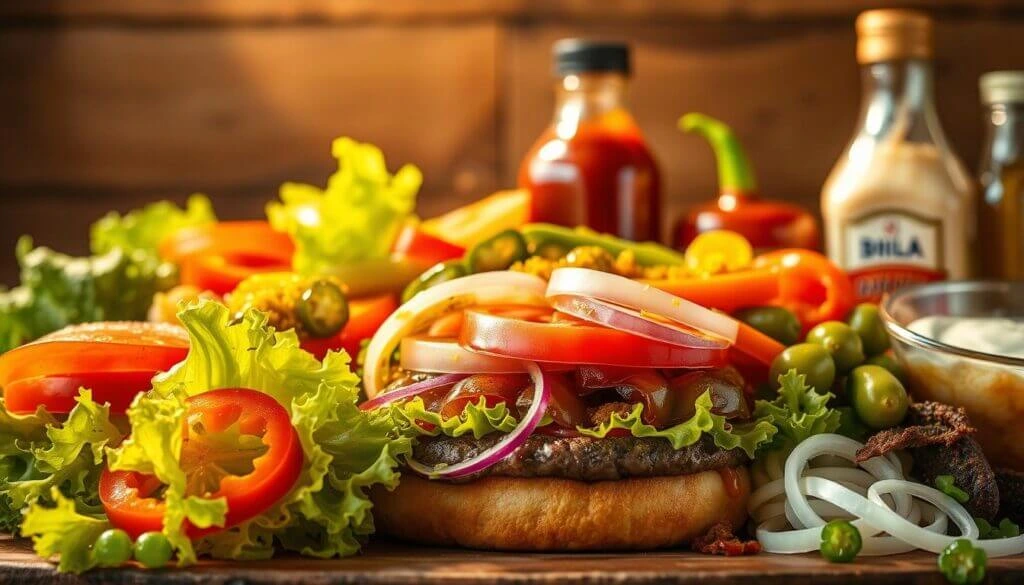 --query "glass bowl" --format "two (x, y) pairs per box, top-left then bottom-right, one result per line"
(881, 280), (1024, 470)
